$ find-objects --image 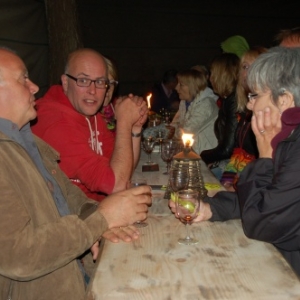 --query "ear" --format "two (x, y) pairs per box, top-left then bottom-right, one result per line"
(61, 74), (68, 93)
(278, 90), (295, 111)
